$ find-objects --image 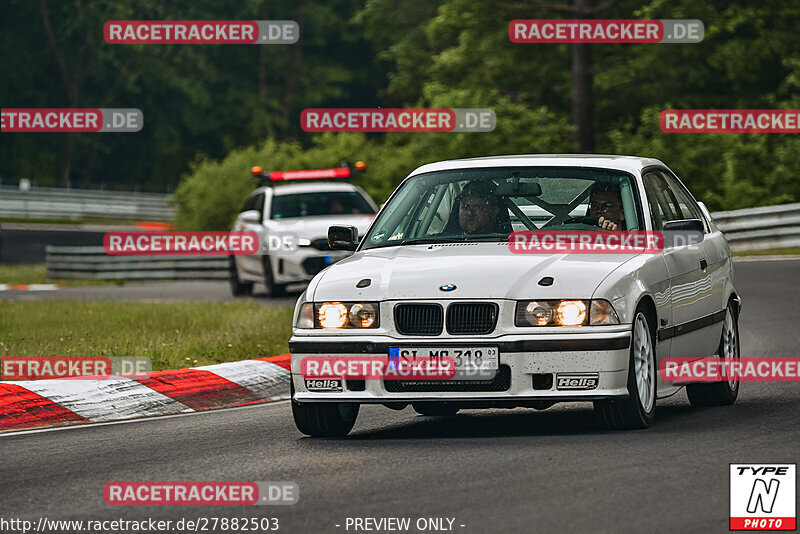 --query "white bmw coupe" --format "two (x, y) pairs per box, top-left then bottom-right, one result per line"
(289, 155), (741, 436)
